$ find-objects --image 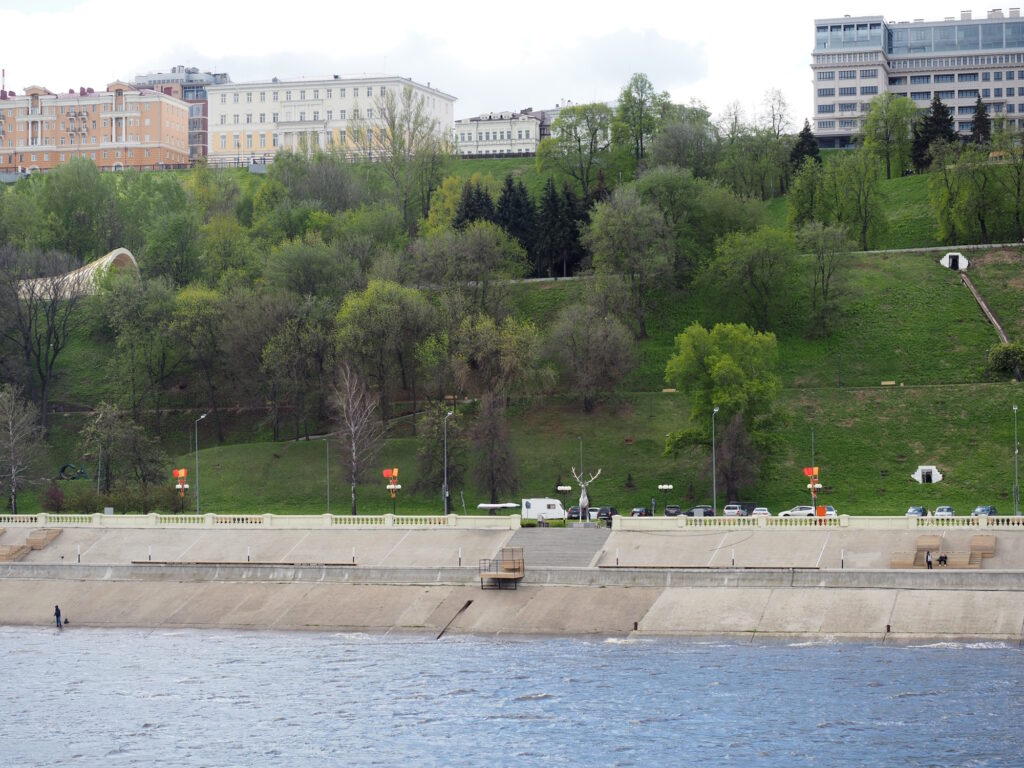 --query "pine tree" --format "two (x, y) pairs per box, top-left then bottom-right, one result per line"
(534, 178), (561, 277)
(971, 96), (992, 145)
(453, 181), (496, 229)
(790, 119), (821, 169)
(912, 95), (956, 171)
(495, 175), (537, 260)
